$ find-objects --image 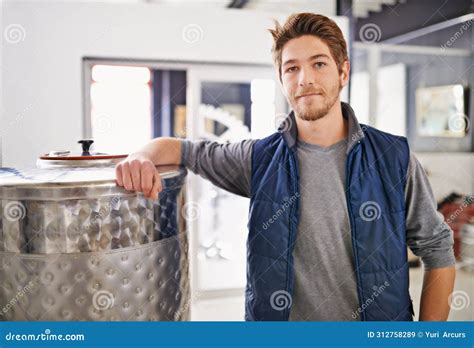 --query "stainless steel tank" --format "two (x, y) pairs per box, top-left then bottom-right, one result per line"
(0, 140), (190, 321)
